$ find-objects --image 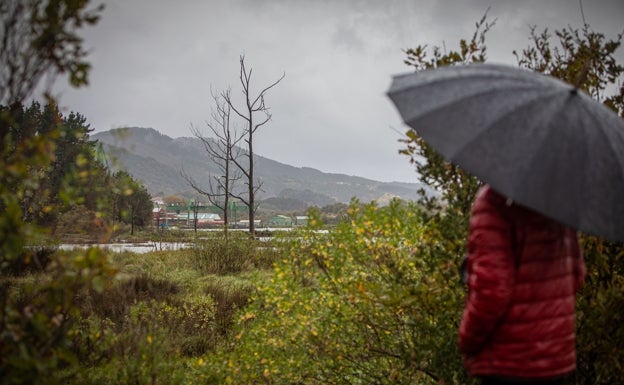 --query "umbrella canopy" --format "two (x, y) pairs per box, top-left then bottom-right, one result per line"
(387, 63), (624, 242)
